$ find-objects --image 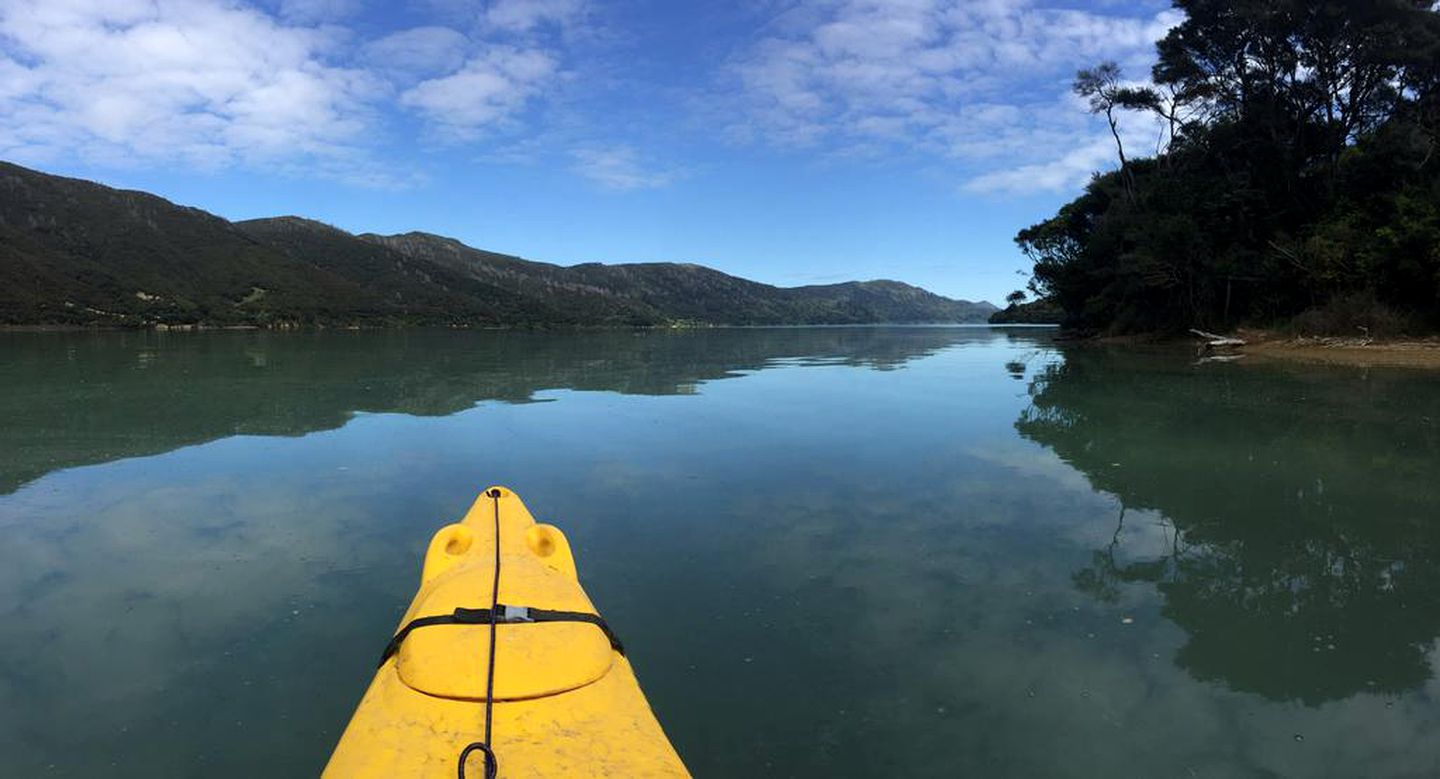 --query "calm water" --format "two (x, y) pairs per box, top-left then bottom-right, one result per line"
(3, 327), (1440, 777)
